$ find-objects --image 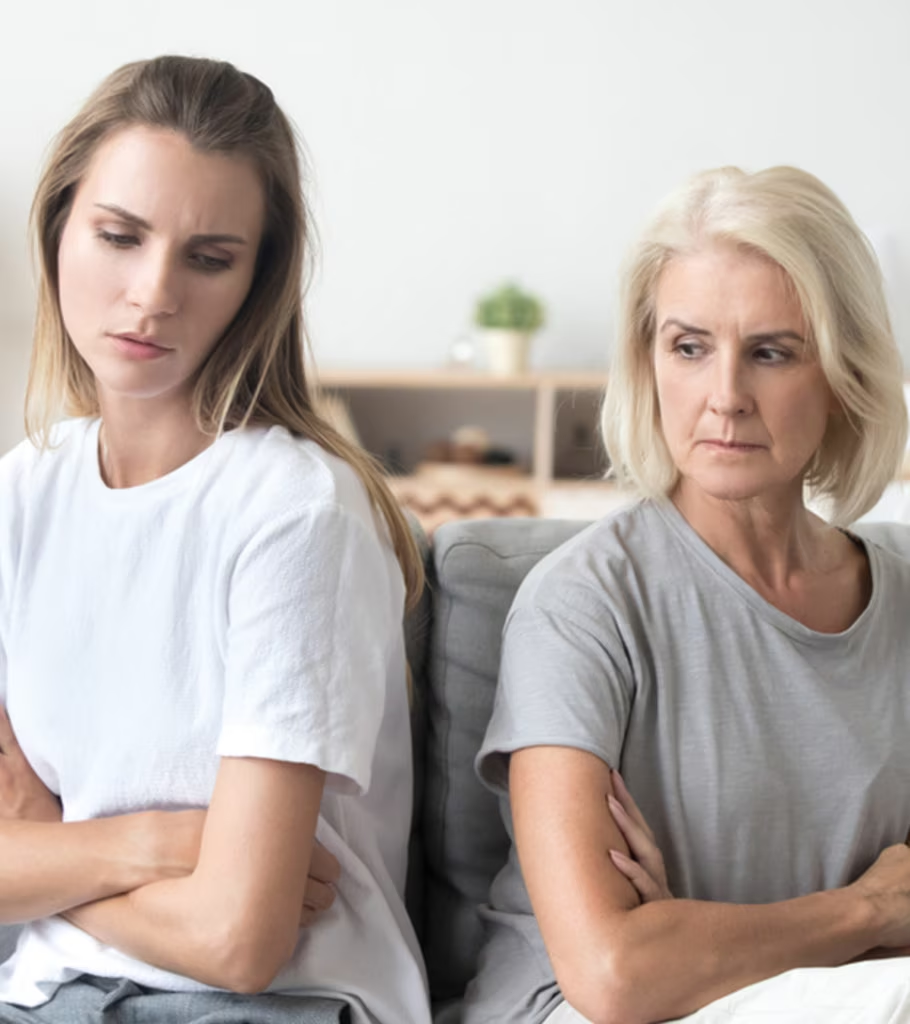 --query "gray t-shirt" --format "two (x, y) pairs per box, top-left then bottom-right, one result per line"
(463, 499), (910, 1024)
